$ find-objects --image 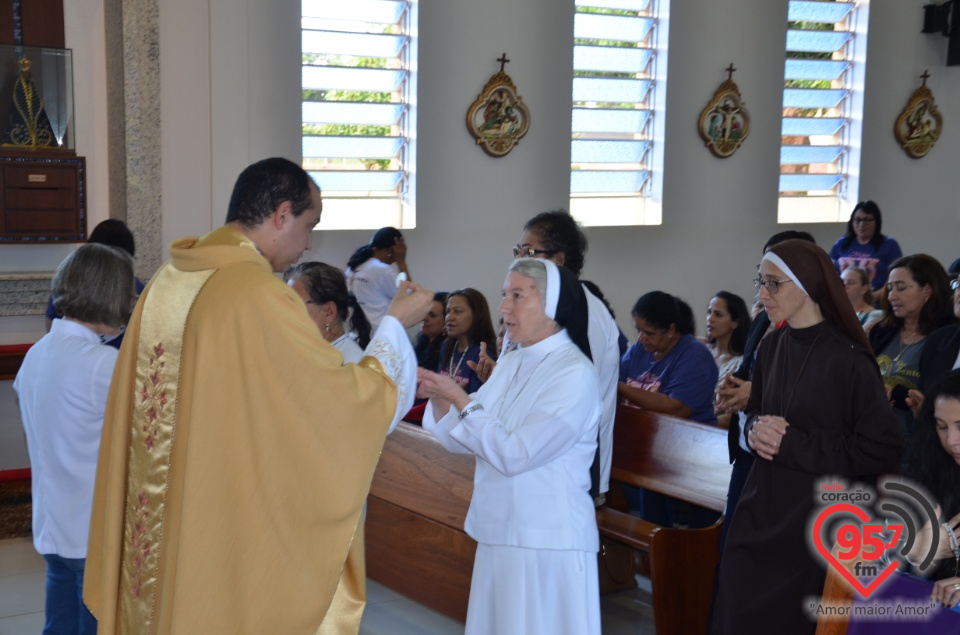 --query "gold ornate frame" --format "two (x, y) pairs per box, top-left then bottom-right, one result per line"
(698, 74), (750, 159)
(894, 74), (942, 159)
(466, 62), (530, 158)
